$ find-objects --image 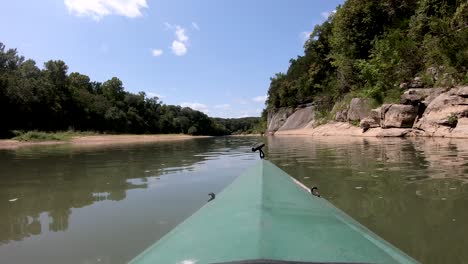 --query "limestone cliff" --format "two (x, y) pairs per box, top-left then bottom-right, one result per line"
(267, 86), (468, 138)
(267, 104), (315, 133)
